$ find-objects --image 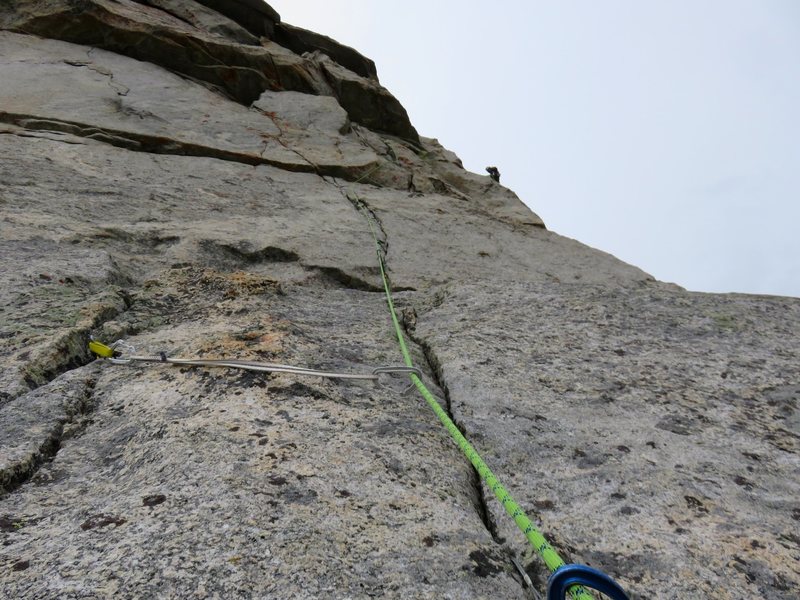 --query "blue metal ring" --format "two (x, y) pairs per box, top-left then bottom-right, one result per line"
(547, 564), (630, 600)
